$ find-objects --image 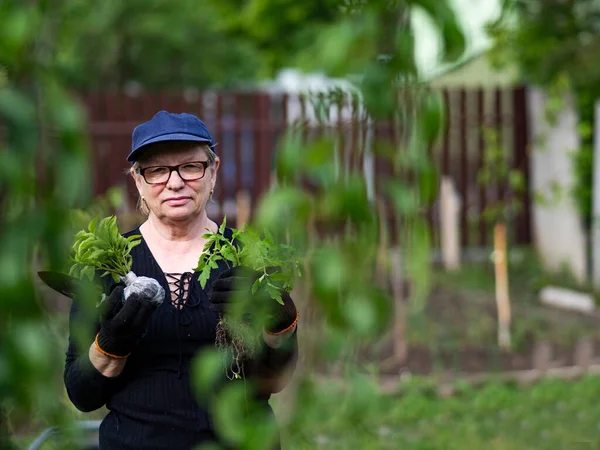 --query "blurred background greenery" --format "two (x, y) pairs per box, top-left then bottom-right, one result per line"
(4, 0), (600, 449)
